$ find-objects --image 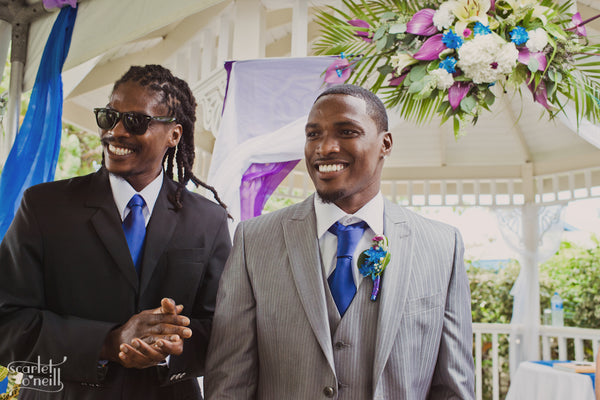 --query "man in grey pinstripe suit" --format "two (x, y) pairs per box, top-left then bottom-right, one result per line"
(205, 84), (475, 399)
